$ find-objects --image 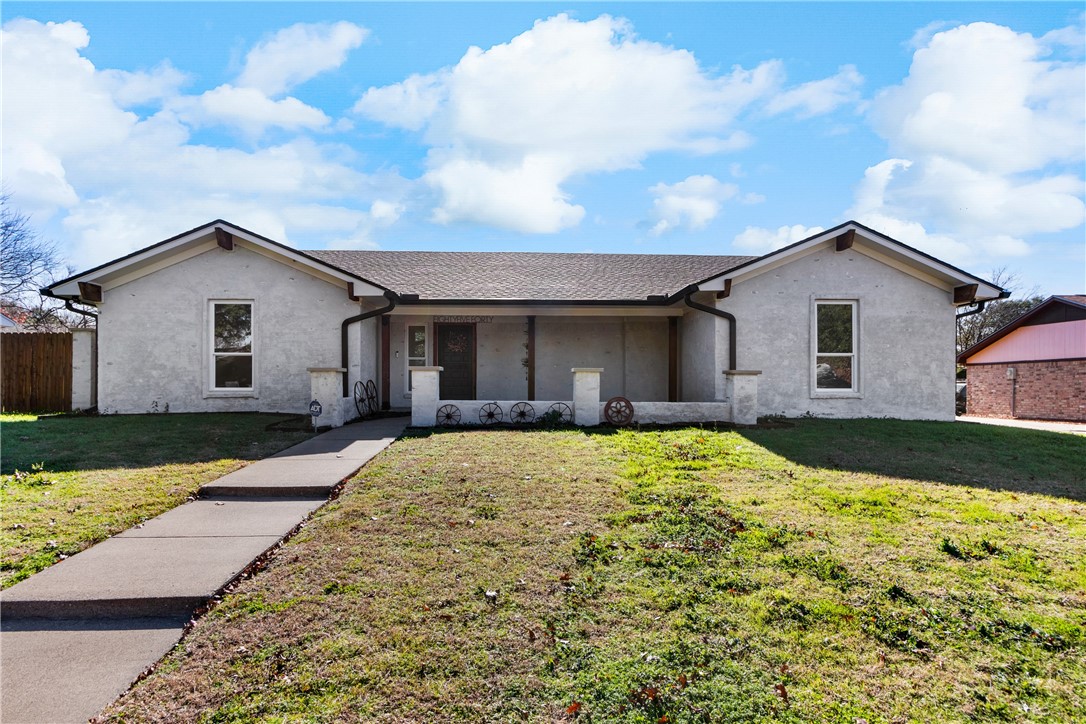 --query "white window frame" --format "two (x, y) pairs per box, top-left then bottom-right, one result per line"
(810, 297), (862, 398)
(404, 322), (429, 396)
(207, 300), (257, 397)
